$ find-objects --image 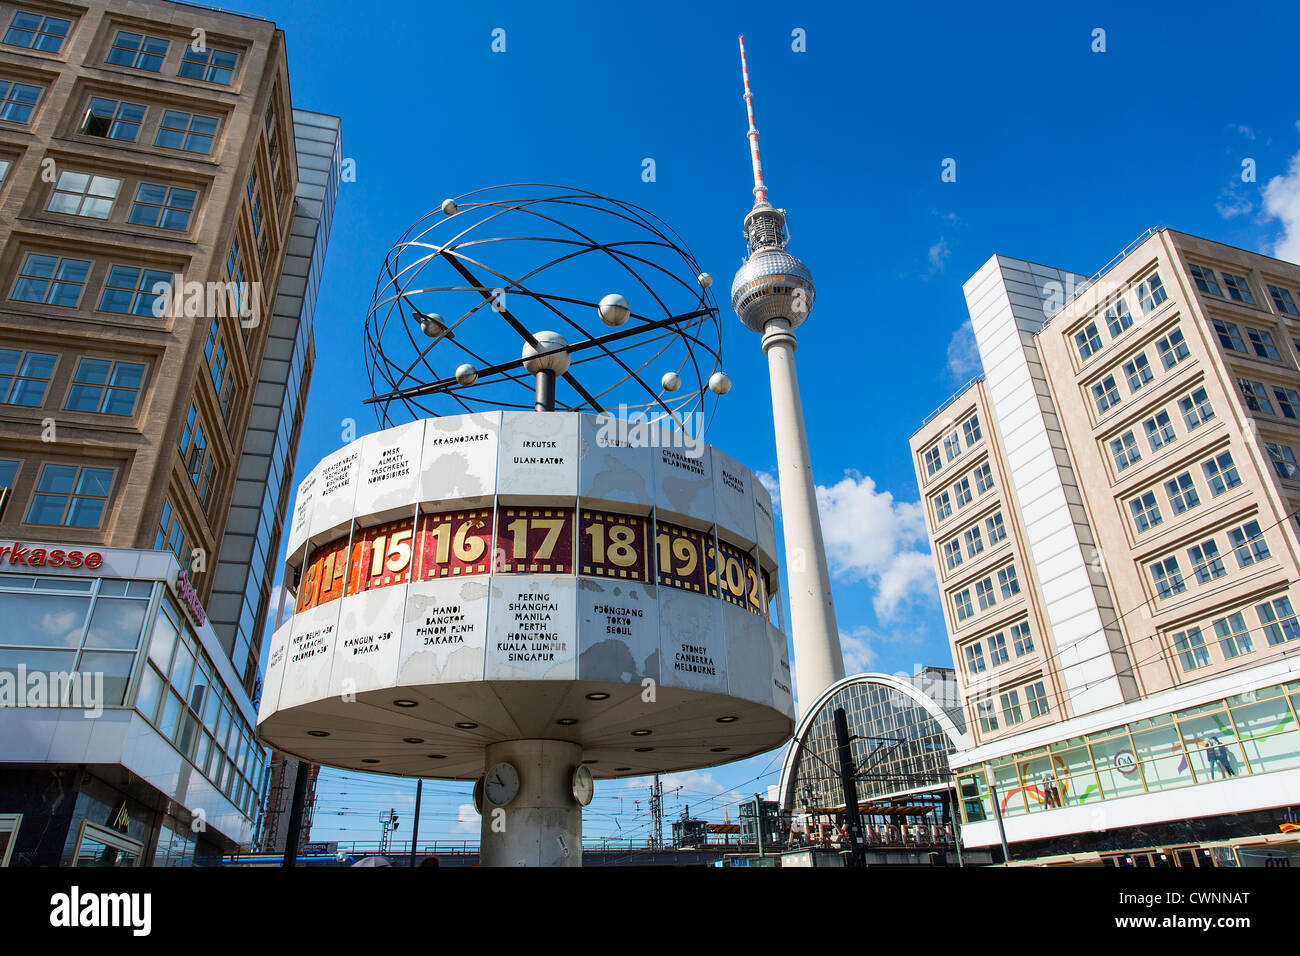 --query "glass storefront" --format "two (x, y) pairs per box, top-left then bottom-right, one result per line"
(958, 680), (1300, 822)
(0, 572), (266, 823)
